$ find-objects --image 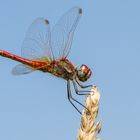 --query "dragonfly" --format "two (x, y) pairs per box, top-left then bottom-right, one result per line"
(0, 7), (92, 114)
